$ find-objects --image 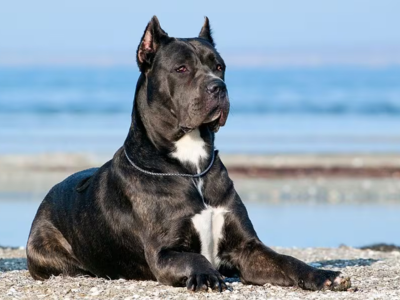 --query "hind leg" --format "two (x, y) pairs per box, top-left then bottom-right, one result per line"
(27, 220), (91, 280)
